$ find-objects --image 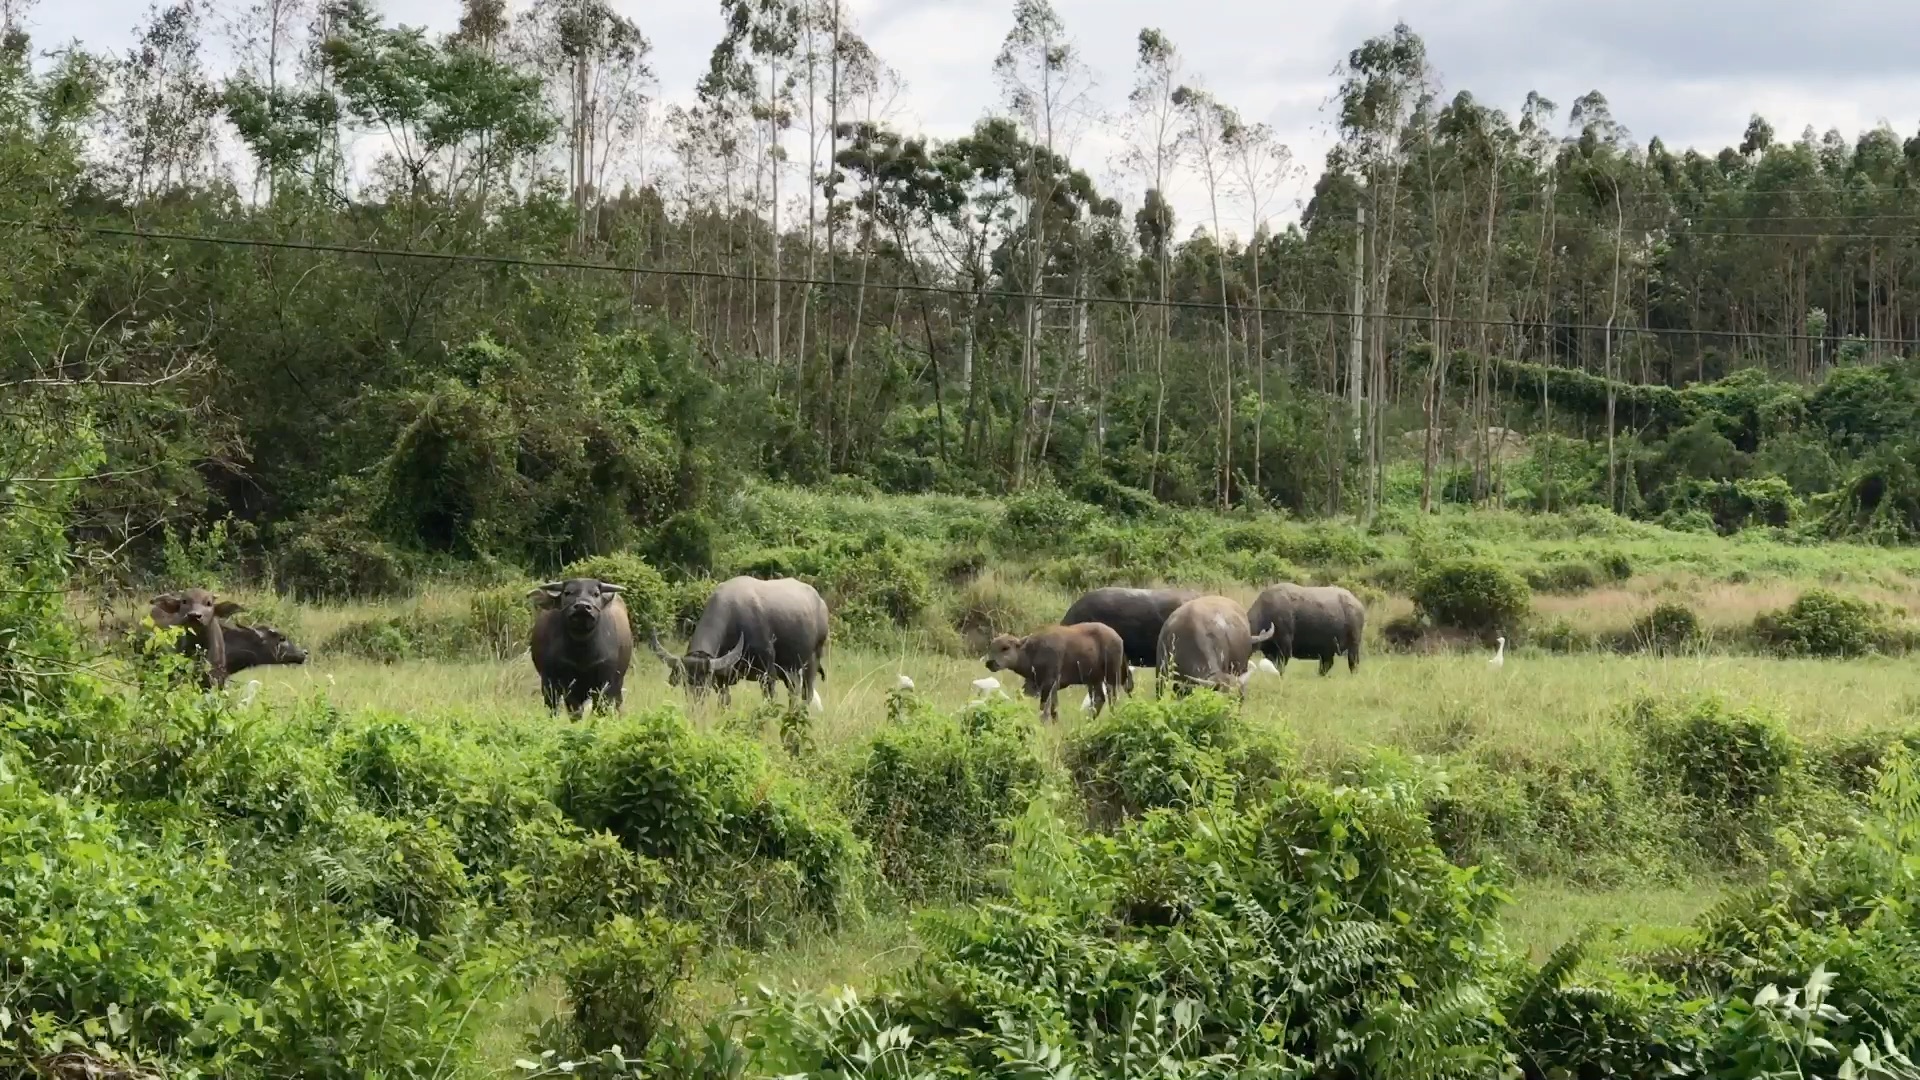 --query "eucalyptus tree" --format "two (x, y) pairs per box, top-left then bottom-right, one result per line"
(993, 0), (1094, 488)
(1227, 116), (1292, 496)
(708, 0), (800, 369)
(1122, 27), (1183, 493)
(105, 0), (223, 201)
(1334, 20), (1431, 517)
(1174, 79), (1240, 507)
(515, 0), (652, 247)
